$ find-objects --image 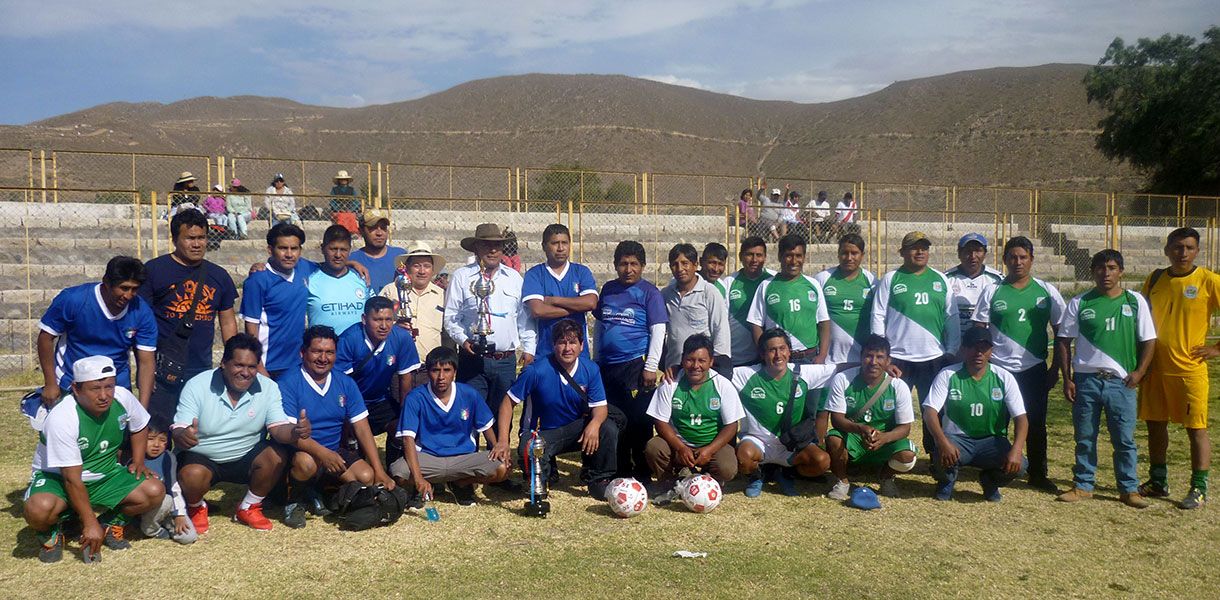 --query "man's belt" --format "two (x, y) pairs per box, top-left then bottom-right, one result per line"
(483, 351), (515, 360)
(790, 348), (819, 362)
